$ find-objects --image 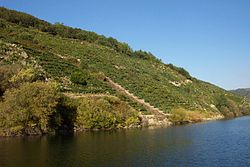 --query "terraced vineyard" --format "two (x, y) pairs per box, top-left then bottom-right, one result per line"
(0, 7), (249, 118)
